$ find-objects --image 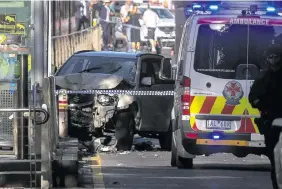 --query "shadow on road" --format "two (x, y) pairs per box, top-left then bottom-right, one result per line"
(98, 166), (272, 189)
(194, 163), (271, 172)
